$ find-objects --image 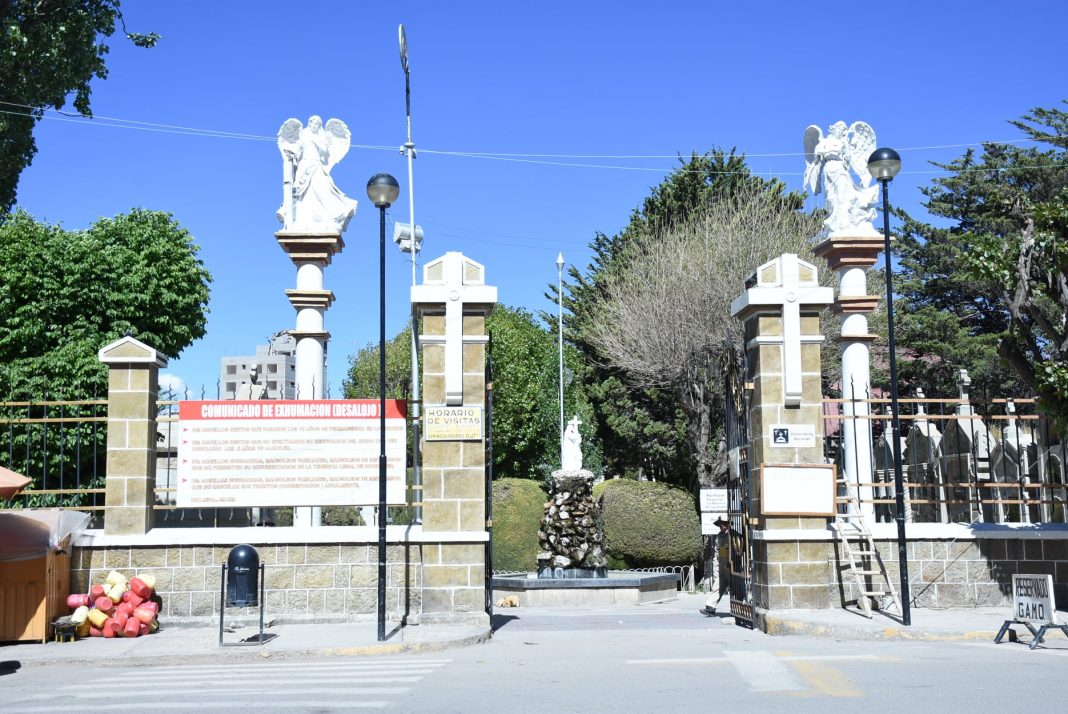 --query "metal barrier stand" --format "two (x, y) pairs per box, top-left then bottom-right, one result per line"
(218, 562), (267, 647)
